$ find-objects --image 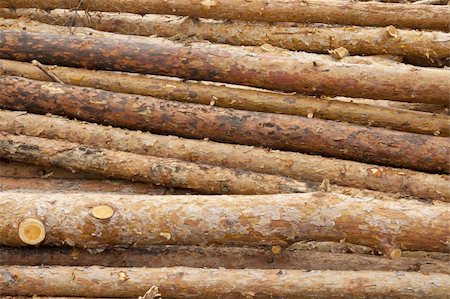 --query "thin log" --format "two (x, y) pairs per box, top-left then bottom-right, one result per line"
(0, 133), (314, 195)
(1, 111), (448, 201)
(0, 60), (448, 136)
(1, 191), (449, 252)
(0, 0), (448, 30)
(1, 10), (447, 67)
(1, 265), (449, 298)
(1, 77), (448, 173)
(0, 246), (448, 273)
(0, 177), (190, 195)
(0, 27), (449, 105)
